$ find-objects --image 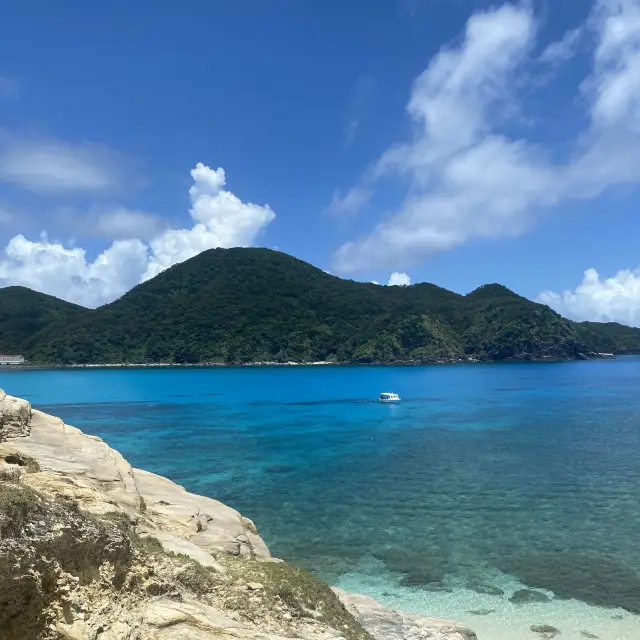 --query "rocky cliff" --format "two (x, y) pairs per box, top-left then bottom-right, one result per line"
(0, 389), (476, 640)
